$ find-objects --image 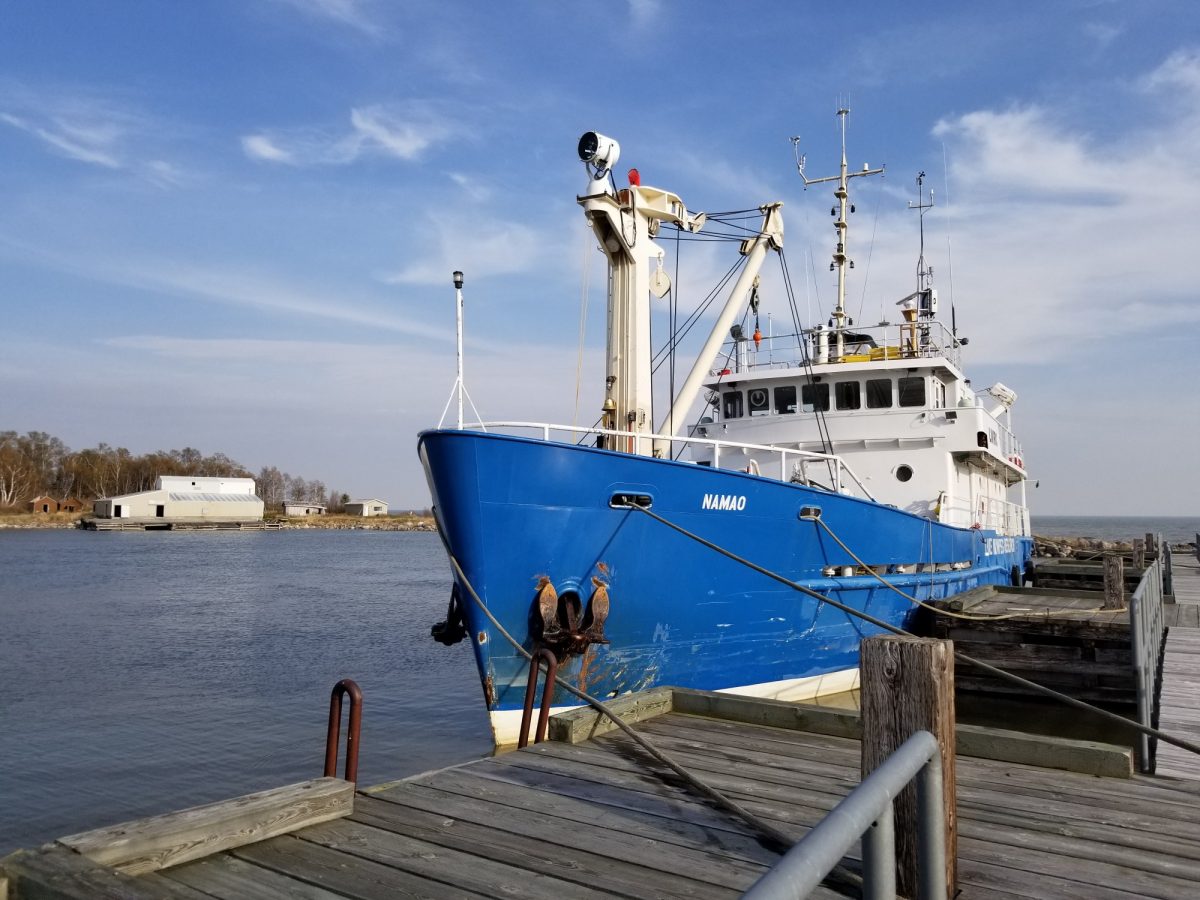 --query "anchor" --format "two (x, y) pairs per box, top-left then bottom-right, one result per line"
(532, 575), (611, 656)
